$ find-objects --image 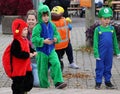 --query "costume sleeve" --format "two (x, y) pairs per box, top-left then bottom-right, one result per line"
(32, 24), (44, 47)
(11, 39), (29, 59)
(52, 23), (61, 43)
(93, 28), (99, 58)
(113, 28), (120, 55)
